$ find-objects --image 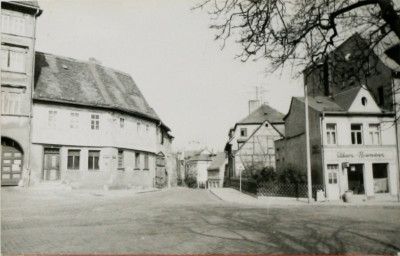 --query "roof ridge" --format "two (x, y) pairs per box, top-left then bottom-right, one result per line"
(35, 51), (132, 77)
